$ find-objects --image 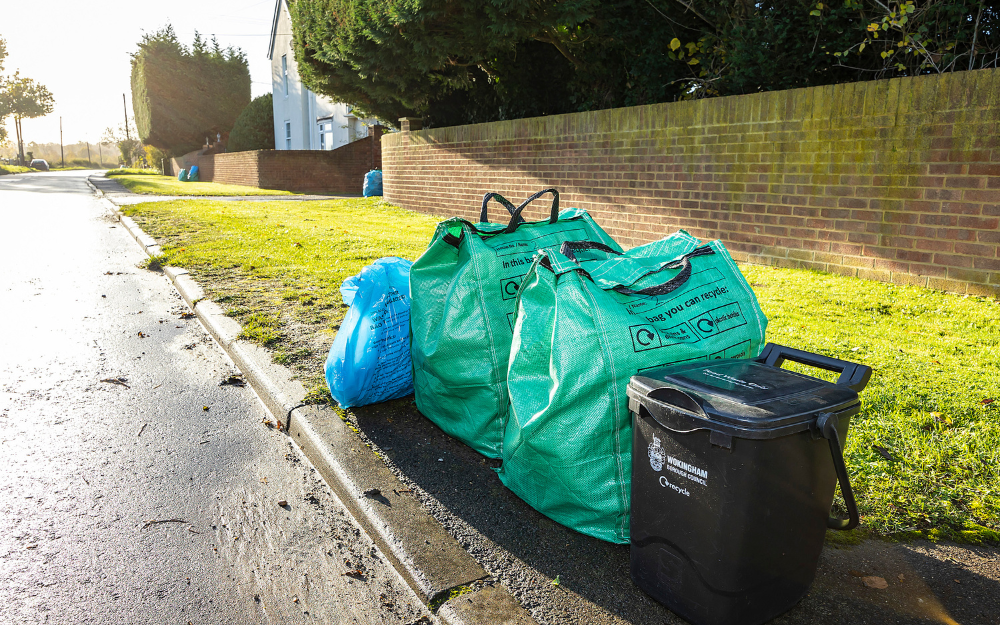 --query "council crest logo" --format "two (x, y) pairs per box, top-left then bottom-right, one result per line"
(648, 435), (665, 472)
